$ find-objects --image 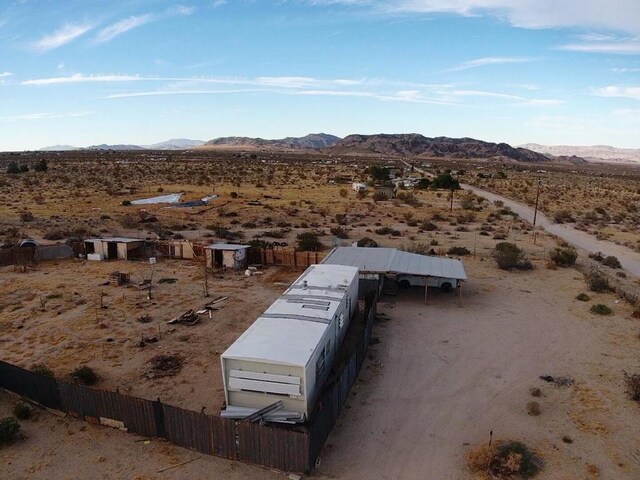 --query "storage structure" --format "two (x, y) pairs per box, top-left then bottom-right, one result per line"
(84, 237), (146, 261)
(205, 243), (249, 270)
(221, 264), (359, 421)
